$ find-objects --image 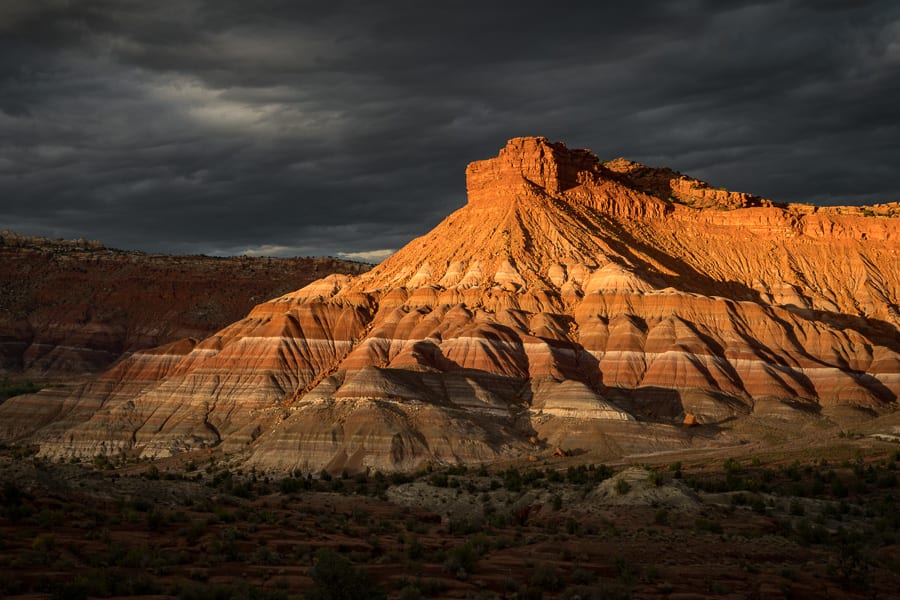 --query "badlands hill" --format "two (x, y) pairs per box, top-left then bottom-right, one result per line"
(1, 137), (897, 472)
(0, 231), (370, 375)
